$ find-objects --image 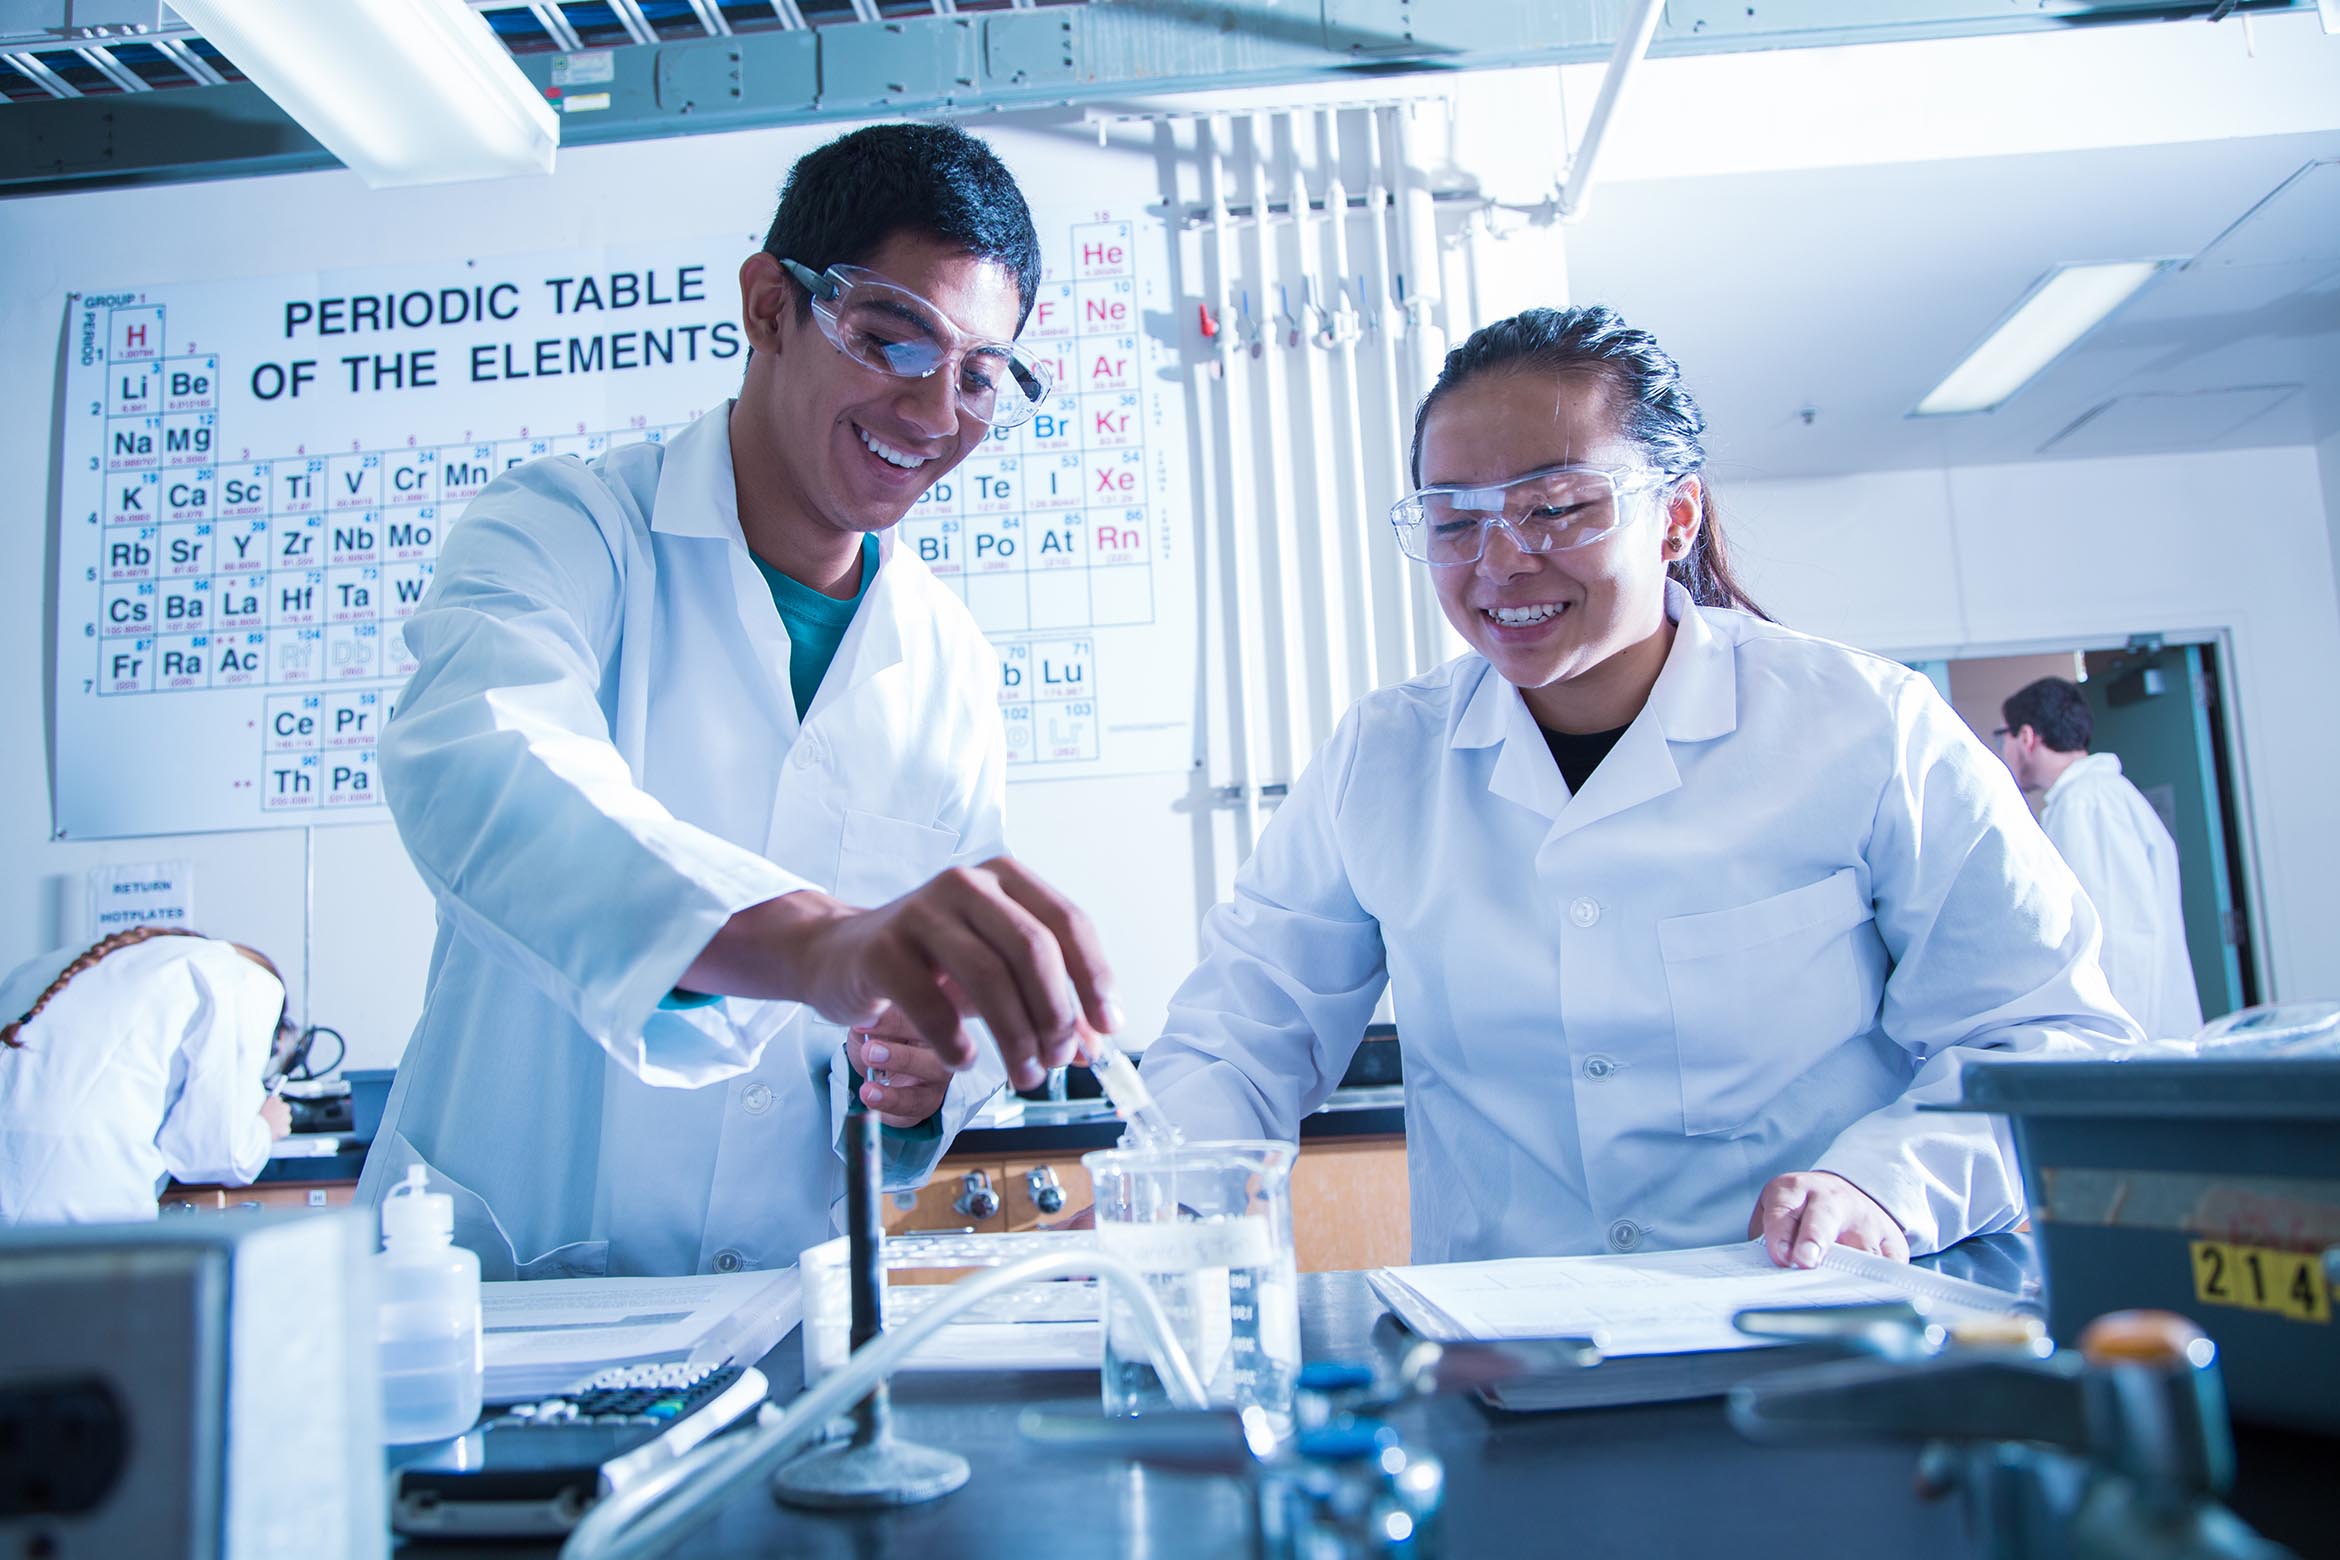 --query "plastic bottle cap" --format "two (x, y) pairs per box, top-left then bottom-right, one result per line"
(2078, 1309), (2212, 1369)
(1297, 1419), (1401, 1464)
(382, 1163), (454, 1249)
